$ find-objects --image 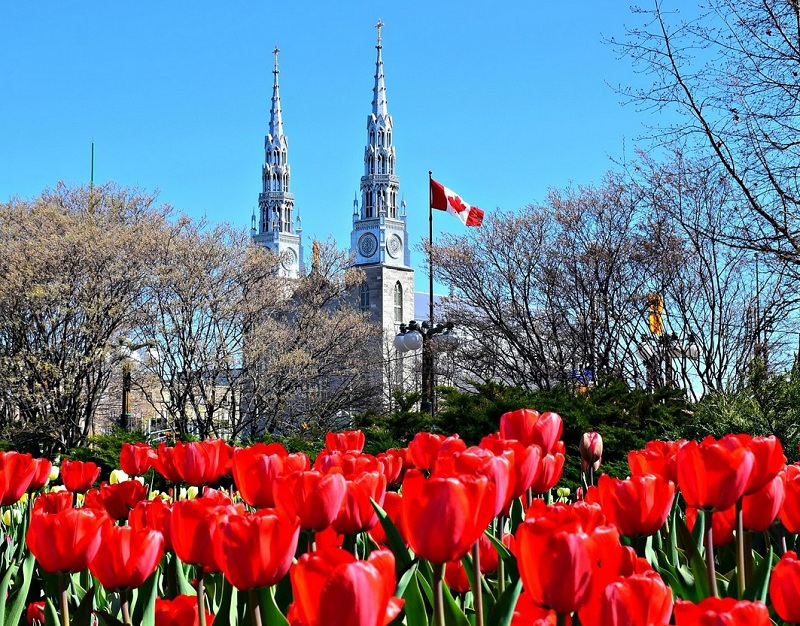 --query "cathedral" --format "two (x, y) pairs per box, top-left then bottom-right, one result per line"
(250, 22), (416, 344)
